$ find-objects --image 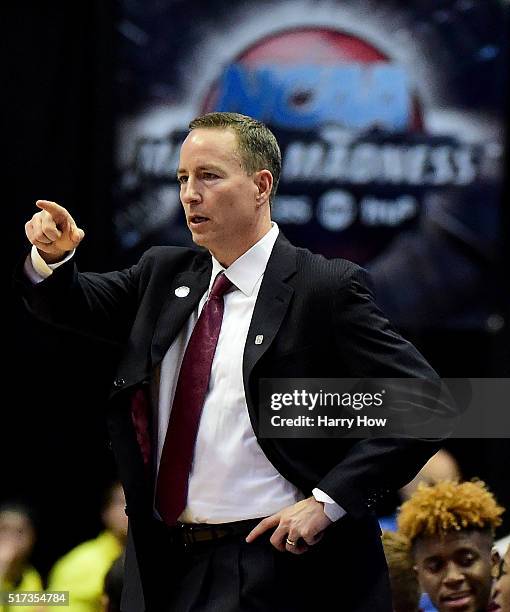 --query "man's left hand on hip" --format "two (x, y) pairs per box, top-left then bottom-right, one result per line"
(245, 497), (332, 555)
